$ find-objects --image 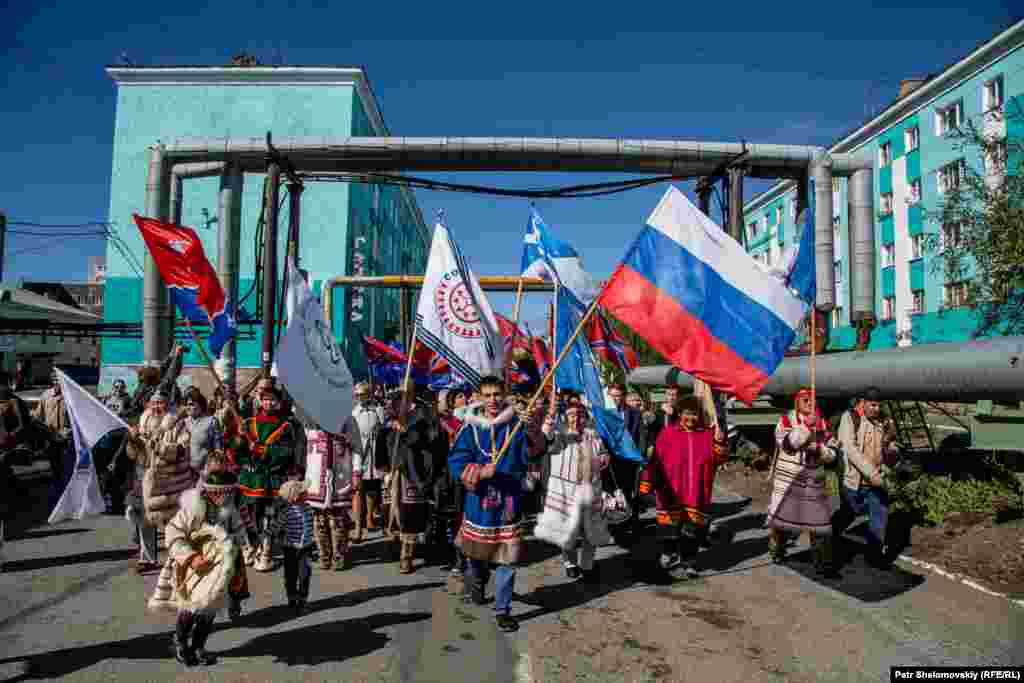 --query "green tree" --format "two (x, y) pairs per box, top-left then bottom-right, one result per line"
(926, 105), (1024, 337)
